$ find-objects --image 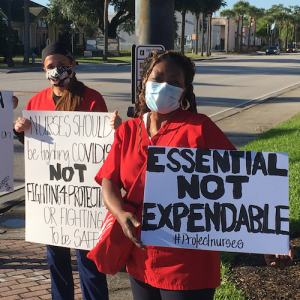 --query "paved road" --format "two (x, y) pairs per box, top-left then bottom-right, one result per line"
(1, 52), (300, 123)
